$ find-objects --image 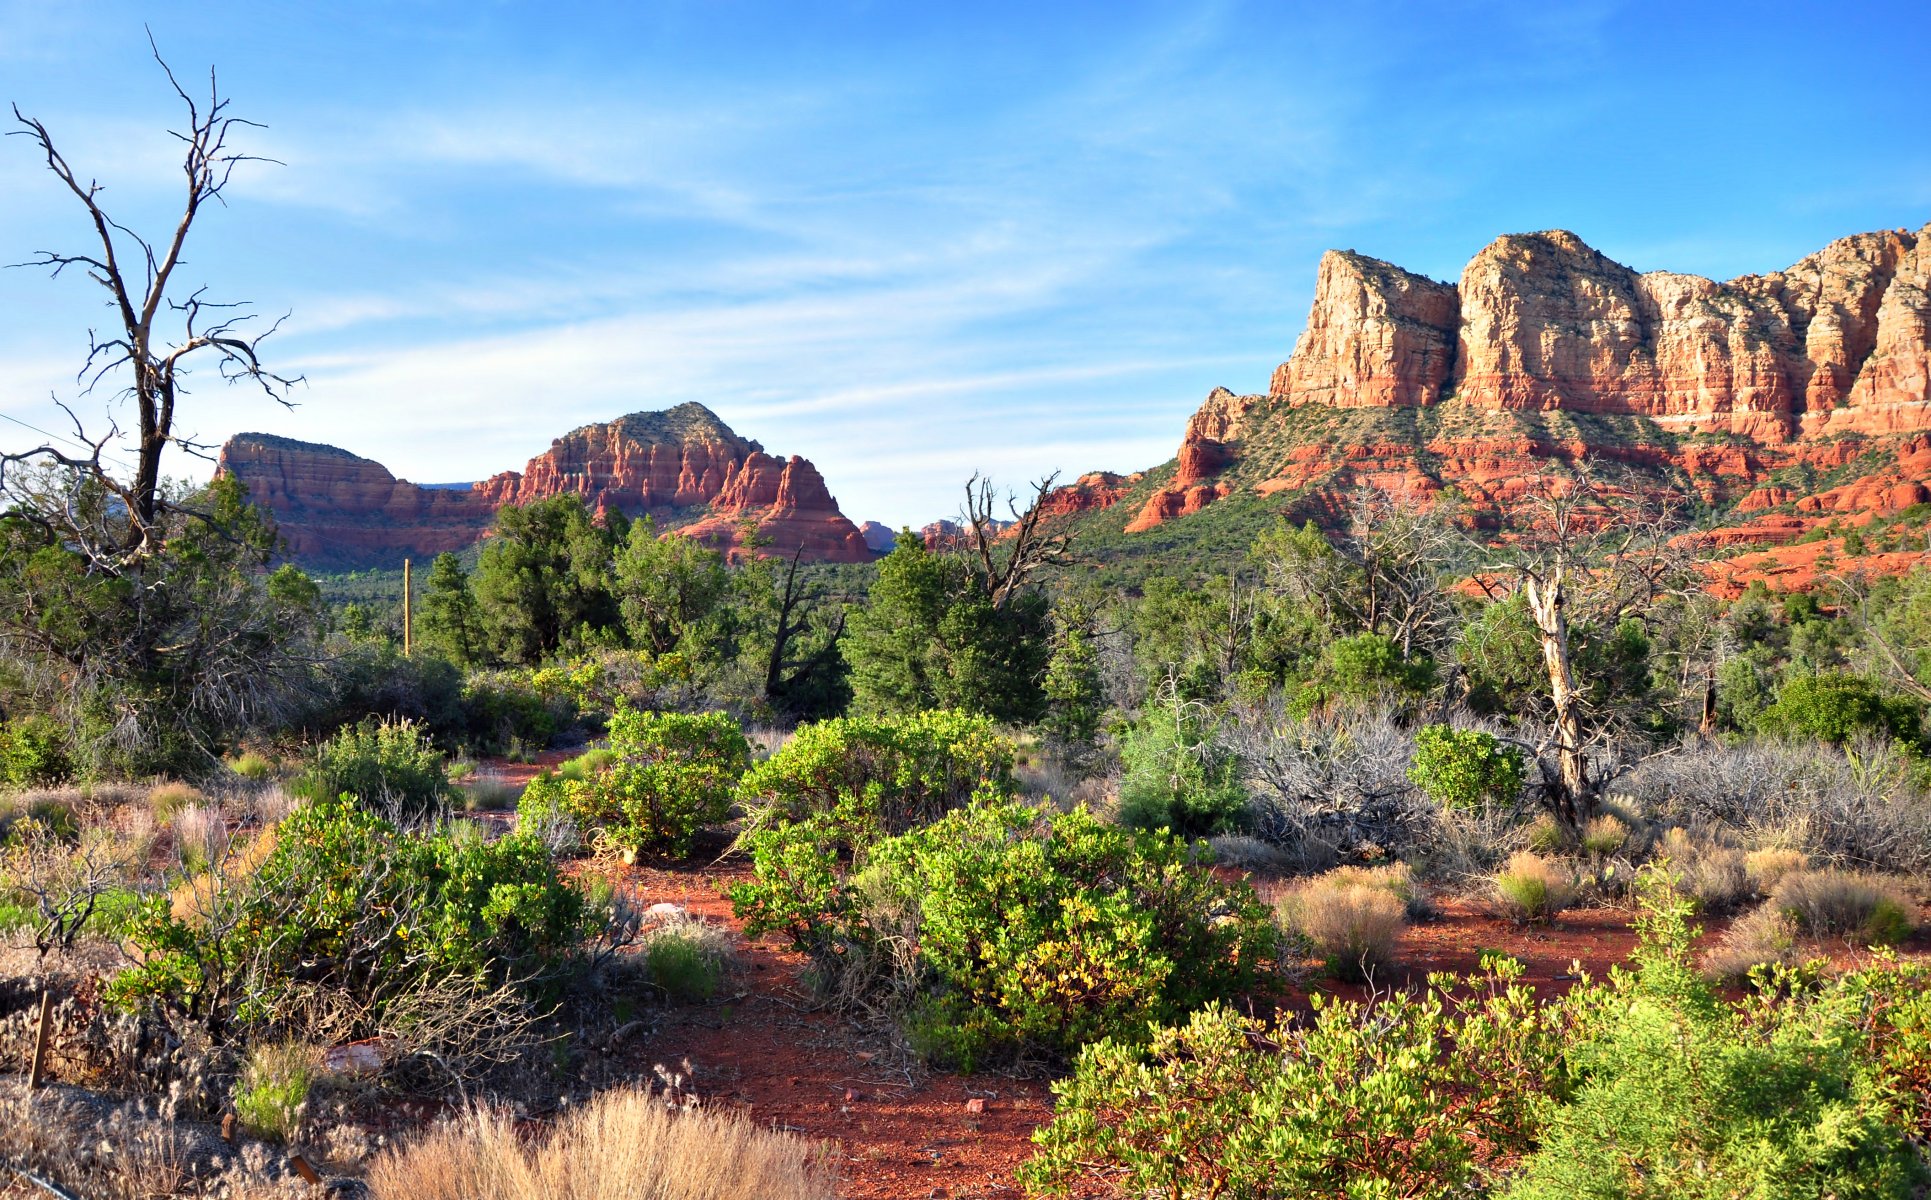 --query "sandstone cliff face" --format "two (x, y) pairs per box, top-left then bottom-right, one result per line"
(680, 452), (873, 563)
(218, 434), (494, 568)
(221, 403), (872, 568)
(1268, 251), (1458, 409)
(1128, 222), (1931, 544)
